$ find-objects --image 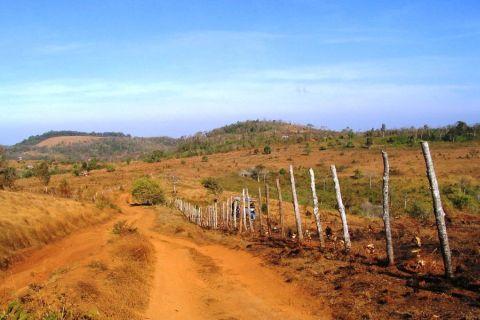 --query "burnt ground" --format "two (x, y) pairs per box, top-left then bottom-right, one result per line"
(241, 211), (480, 320)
